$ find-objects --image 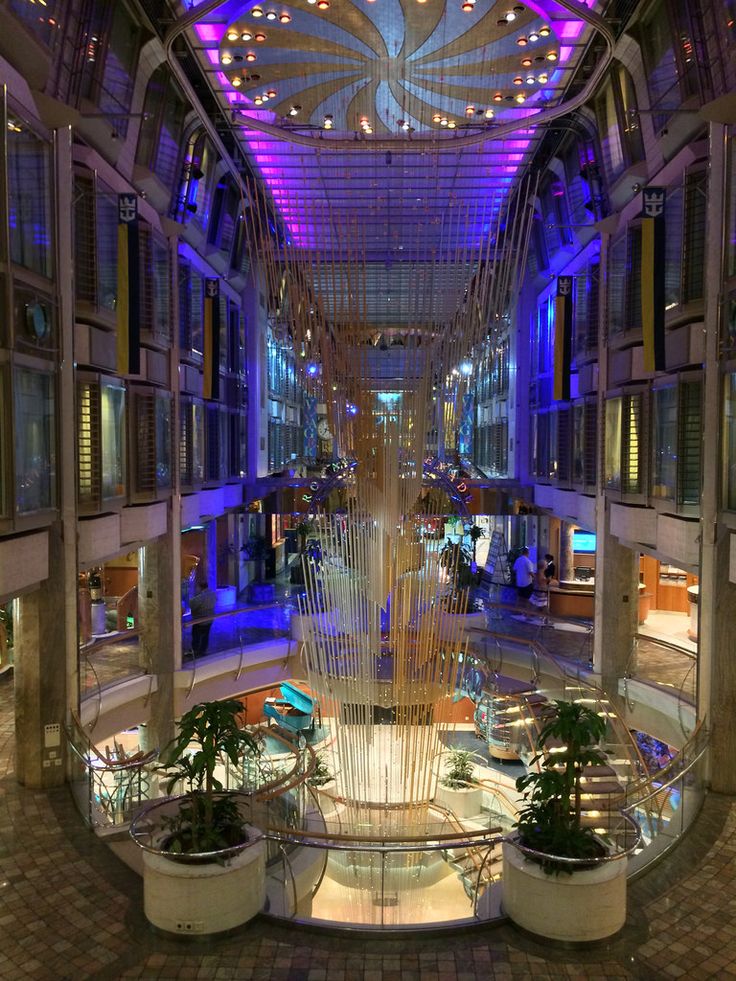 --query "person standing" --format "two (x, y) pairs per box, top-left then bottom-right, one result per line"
(544, 553), (556, 583)
(190, 579), (217, 657)
(513, 546), (535, 603)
